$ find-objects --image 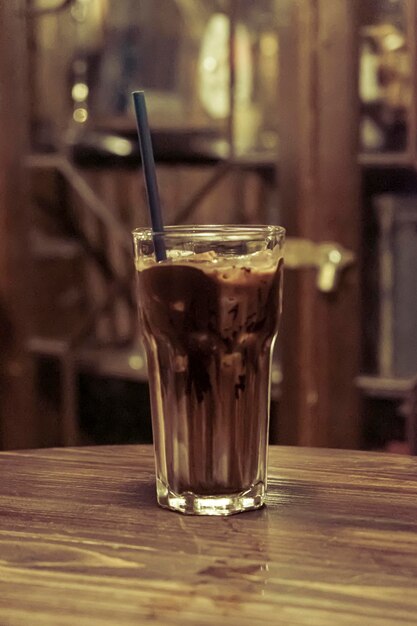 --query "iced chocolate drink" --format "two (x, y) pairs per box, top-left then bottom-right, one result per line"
(133, 226), (285, 515)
